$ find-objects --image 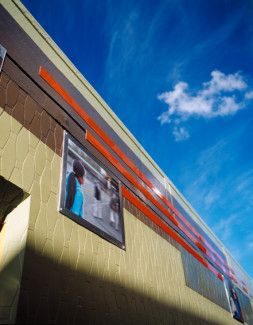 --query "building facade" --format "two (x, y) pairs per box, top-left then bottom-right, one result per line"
(0, 1), (252, 324)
